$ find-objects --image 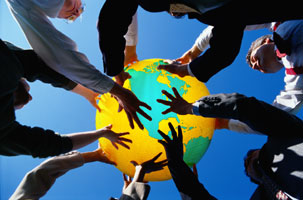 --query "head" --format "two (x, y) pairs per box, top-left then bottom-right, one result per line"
(246, 34), (283, 73)
(58, 0), (84, 23)
(244, 149), (261, 184)
(14, 78), (32, 110)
